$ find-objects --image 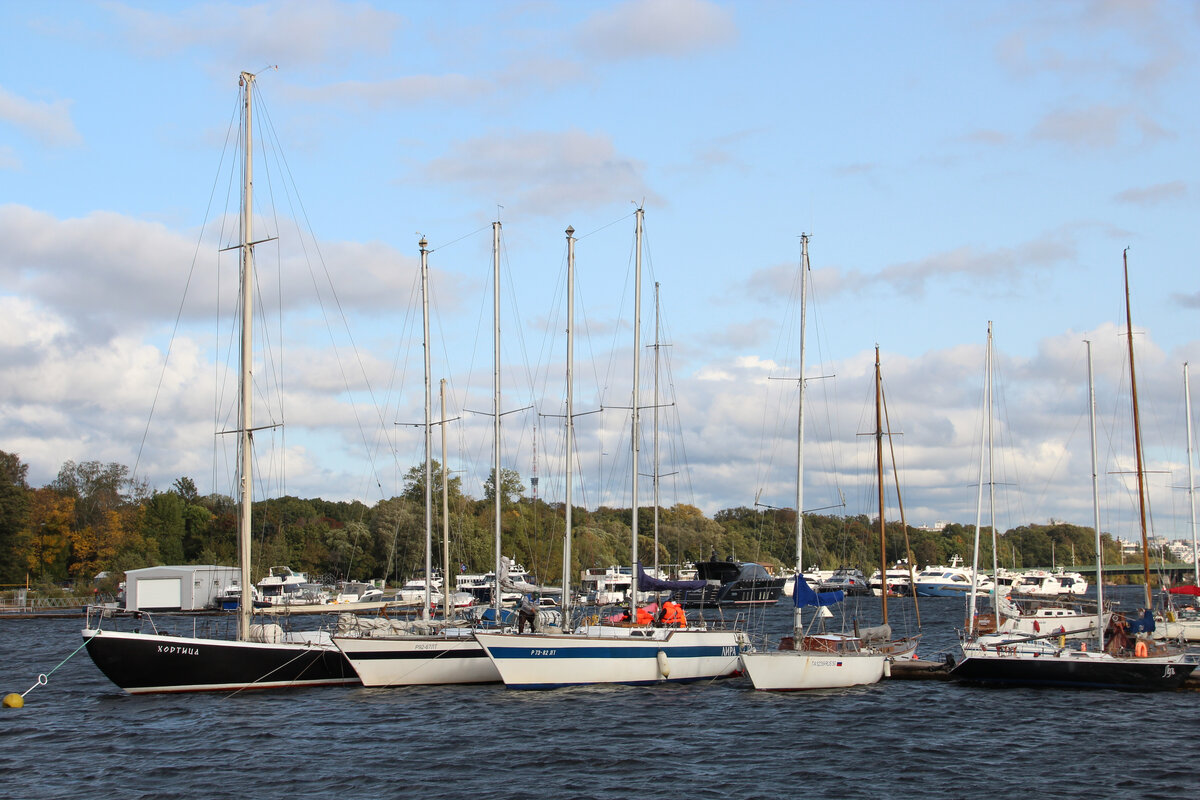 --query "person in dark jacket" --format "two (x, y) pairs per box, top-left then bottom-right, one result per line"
(517, 594), (538, 633)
